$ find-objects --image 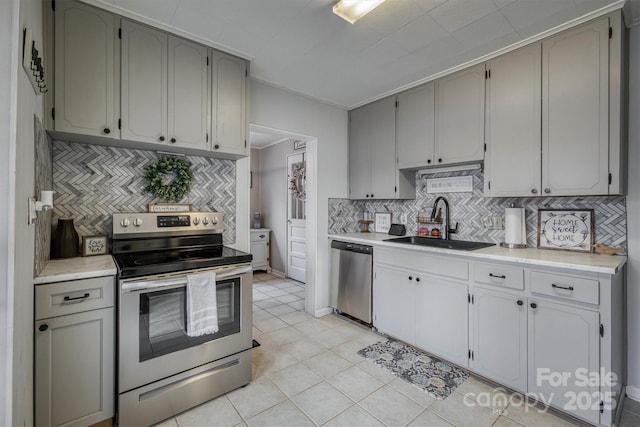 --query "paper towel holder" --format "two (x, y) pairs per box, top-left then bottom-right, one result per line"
(500, 203), (527, 249)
